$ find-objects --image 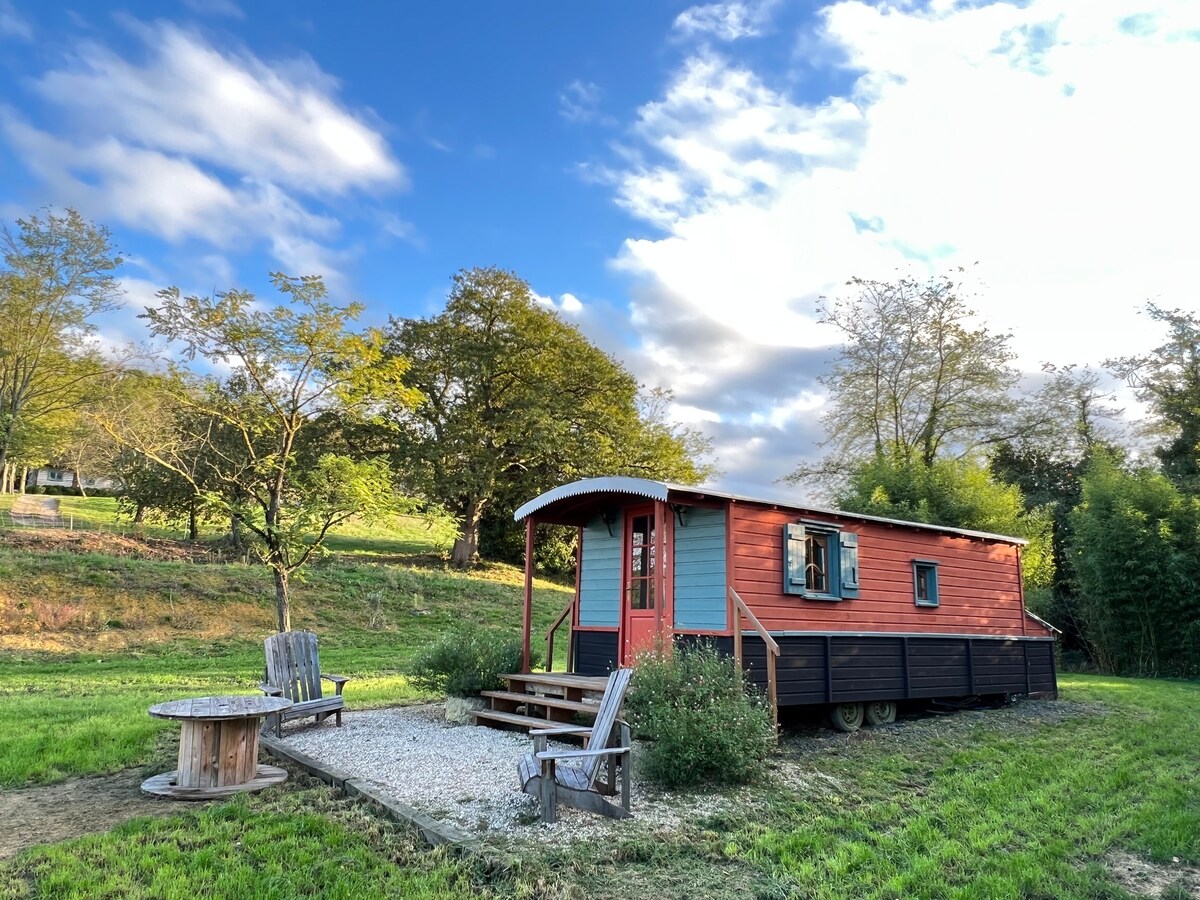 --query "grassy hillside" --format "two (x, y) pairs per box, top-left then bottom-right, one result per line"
(0, 516), (572, 786)
(0, 494), (460, 555)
